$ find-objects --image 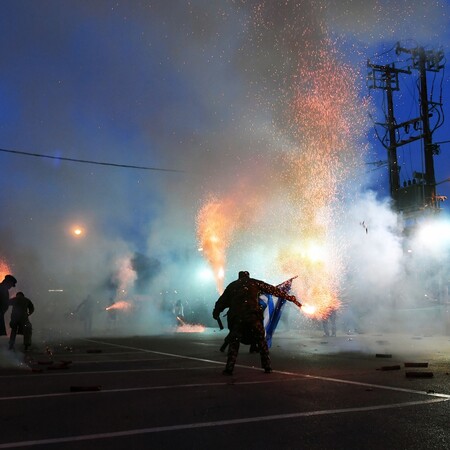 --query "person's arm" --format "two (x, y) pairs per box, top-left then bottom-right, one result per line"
(213, 288), (230, 319)
(74, 299), (85, 312)
(256, 280), (301, 308)
(28, 300), (35, 316)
